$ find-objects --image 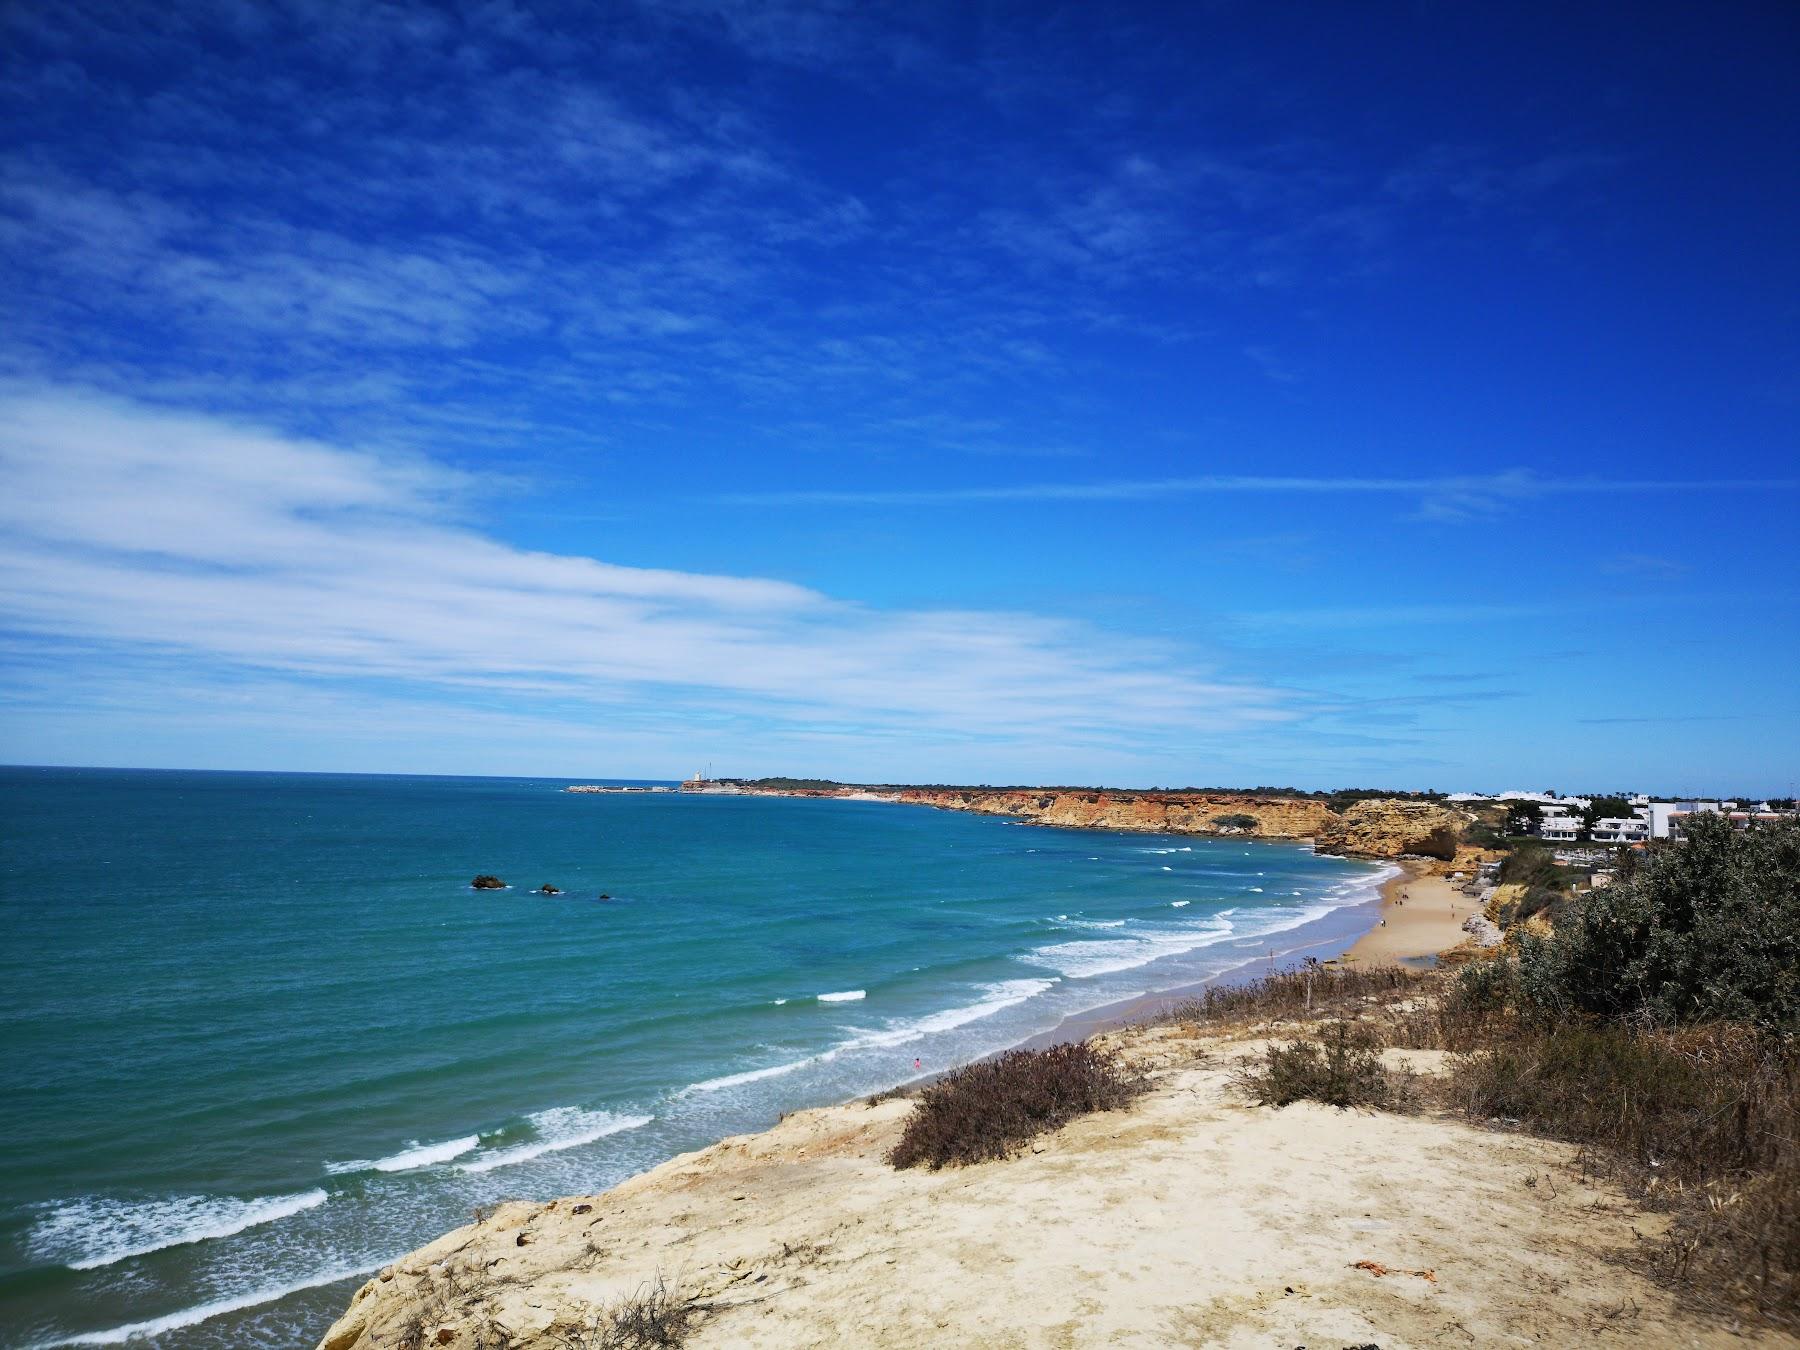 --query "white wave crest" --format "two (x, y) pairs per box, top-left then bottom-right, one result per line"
(1025, 917), (1235, 979)
(869, 978), (1057, 1042)
(1170, 900), (1190, 907)
(684, 980), (1059, 1094)
(685, 1058), (816, 1093)
(816, 989), (865, 1002)
(46, 1261), (372, 1345)
(326, 1134), (480, 1175)
(456, 1108), (651, 1174)
(29, 1189), (327, 1271)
